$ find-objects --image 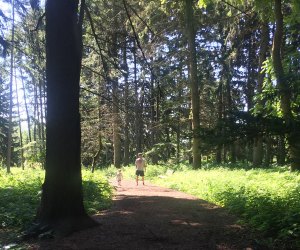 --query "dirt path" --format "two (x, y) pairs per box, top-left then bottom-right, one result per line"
(34, 179), (258, 249)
